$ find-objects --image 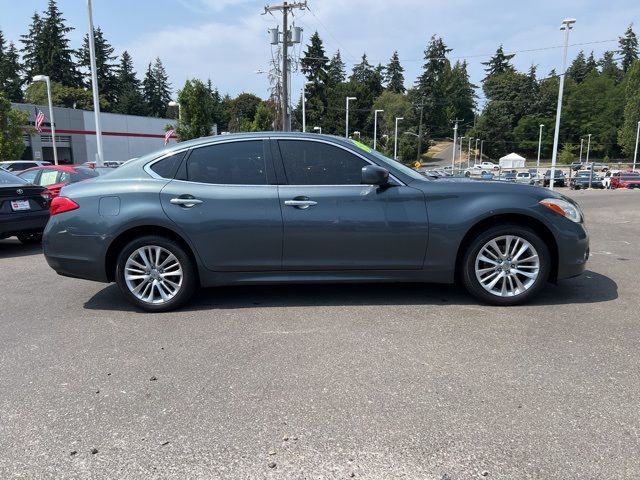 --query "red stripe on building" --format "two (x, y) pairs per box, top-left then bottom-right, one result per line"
(24, 127), (176, 139)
